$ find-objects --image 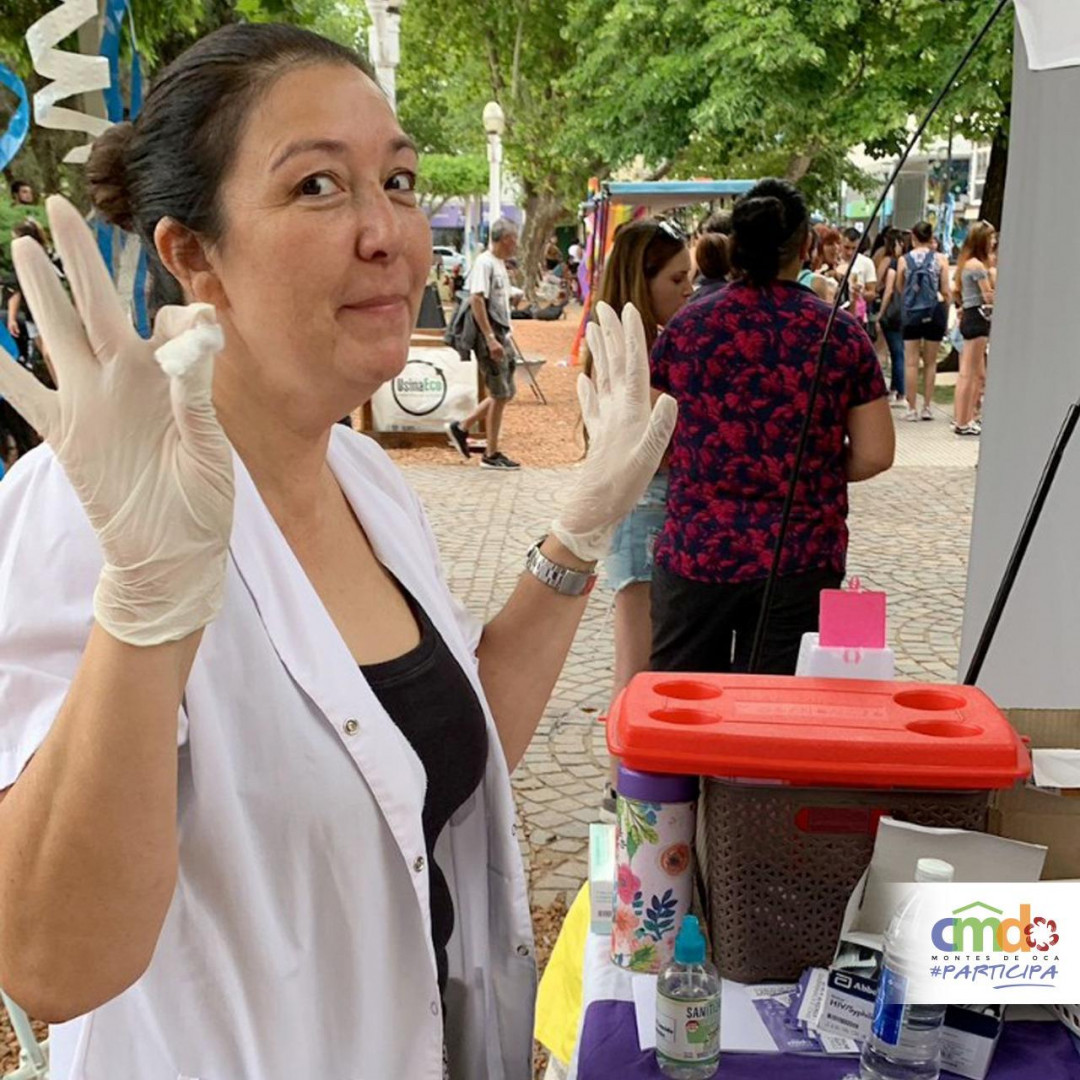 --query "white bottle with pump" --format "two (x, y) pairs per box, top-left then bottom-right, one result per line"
(655, 915), (720, 1079)
(860, 857), (955, 1080)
